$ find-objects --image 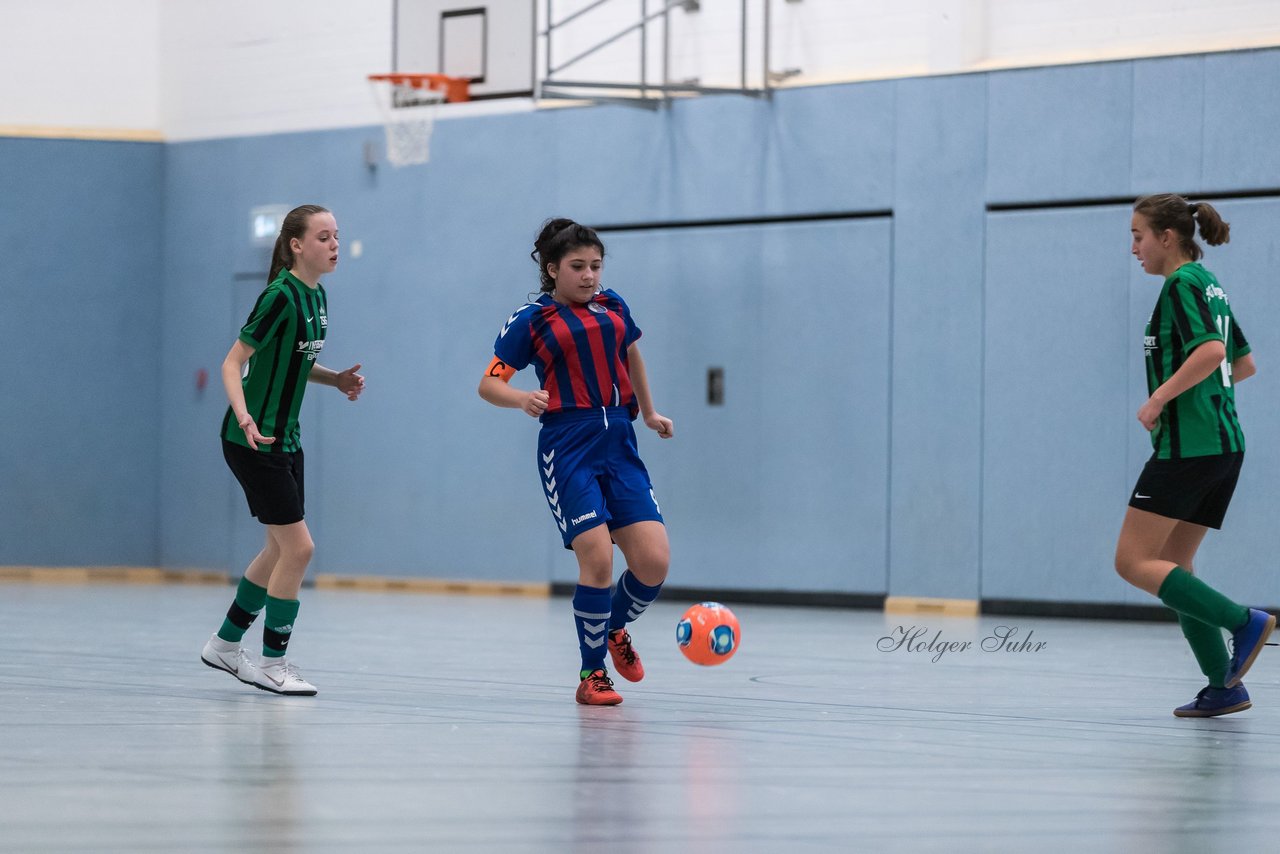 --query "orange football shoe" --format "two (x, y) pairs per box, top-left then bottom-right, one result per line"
(607, 628), (645, 682)
(575, 669), (623, 705)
